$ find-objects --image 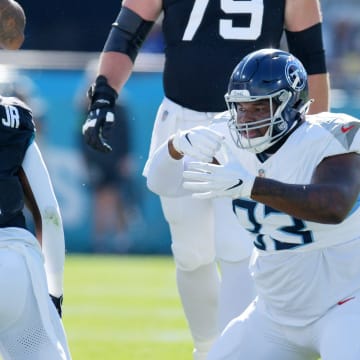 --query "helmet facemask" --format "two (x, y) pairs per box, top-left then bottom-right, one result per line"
(226, 89), (293, 154)
(224, 48), (310, 154)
